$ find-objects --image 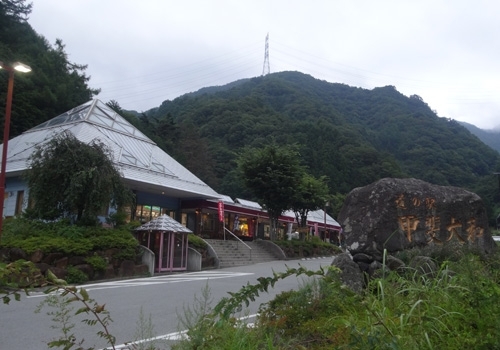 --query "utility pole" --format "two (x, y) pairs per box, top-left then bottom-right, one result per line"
(495, 173), (500, 230)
